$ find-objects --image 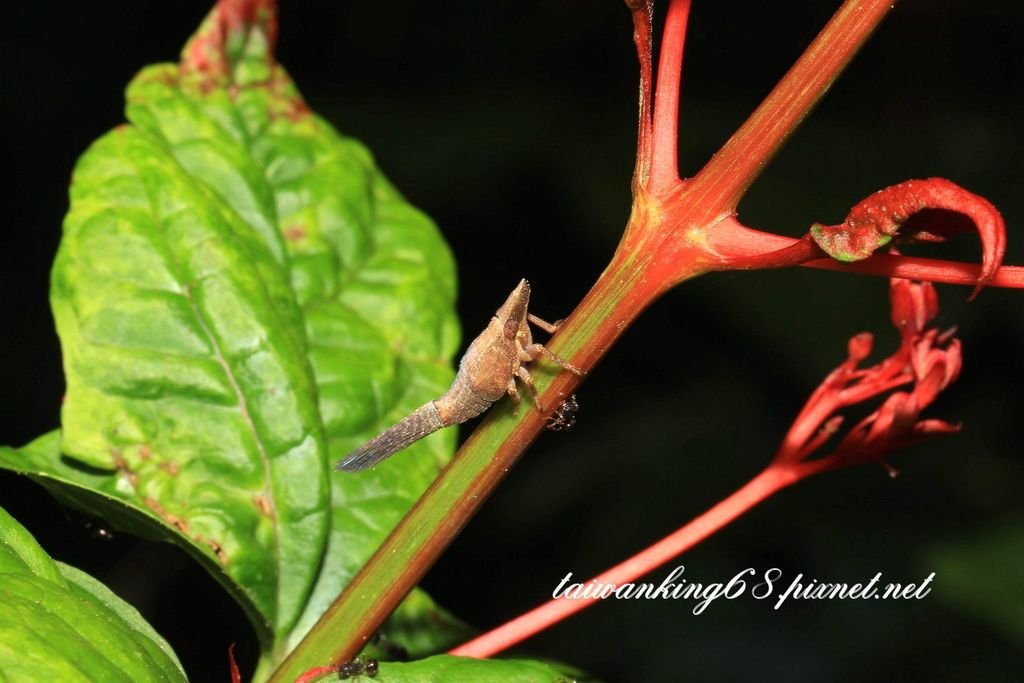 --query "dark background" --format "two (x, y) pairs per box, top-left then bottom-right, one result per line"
(2, 1), (1022, 681)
